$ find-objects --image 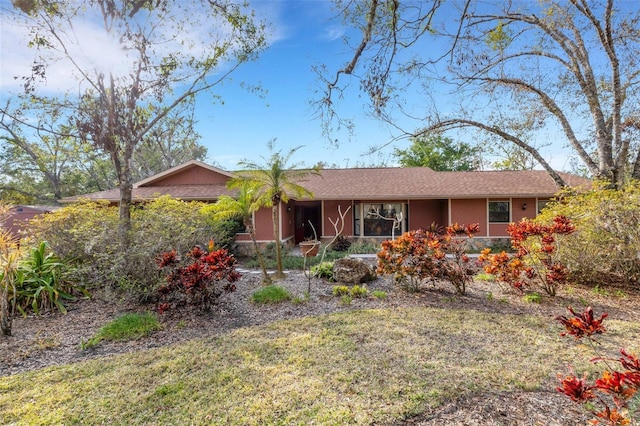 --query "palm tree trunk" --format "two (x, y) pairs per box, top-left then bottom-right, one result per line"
(272, 202), (285, 278)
